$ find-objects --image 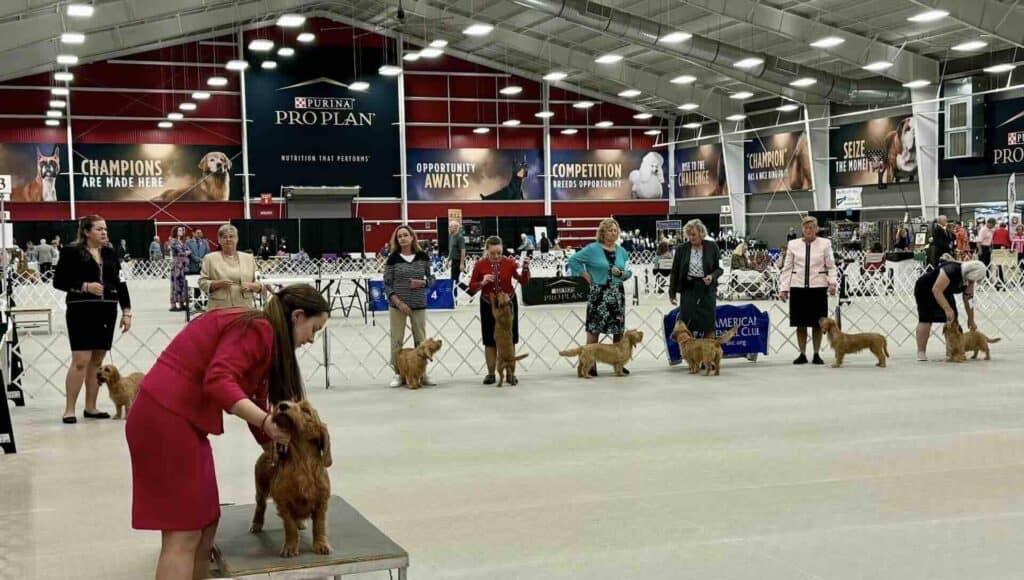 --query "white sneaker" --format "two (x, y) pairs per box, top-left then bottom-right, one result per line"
(389, 375), (403, 387)
(916, 352), (928, 362)
(421, 375), (436, 386)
